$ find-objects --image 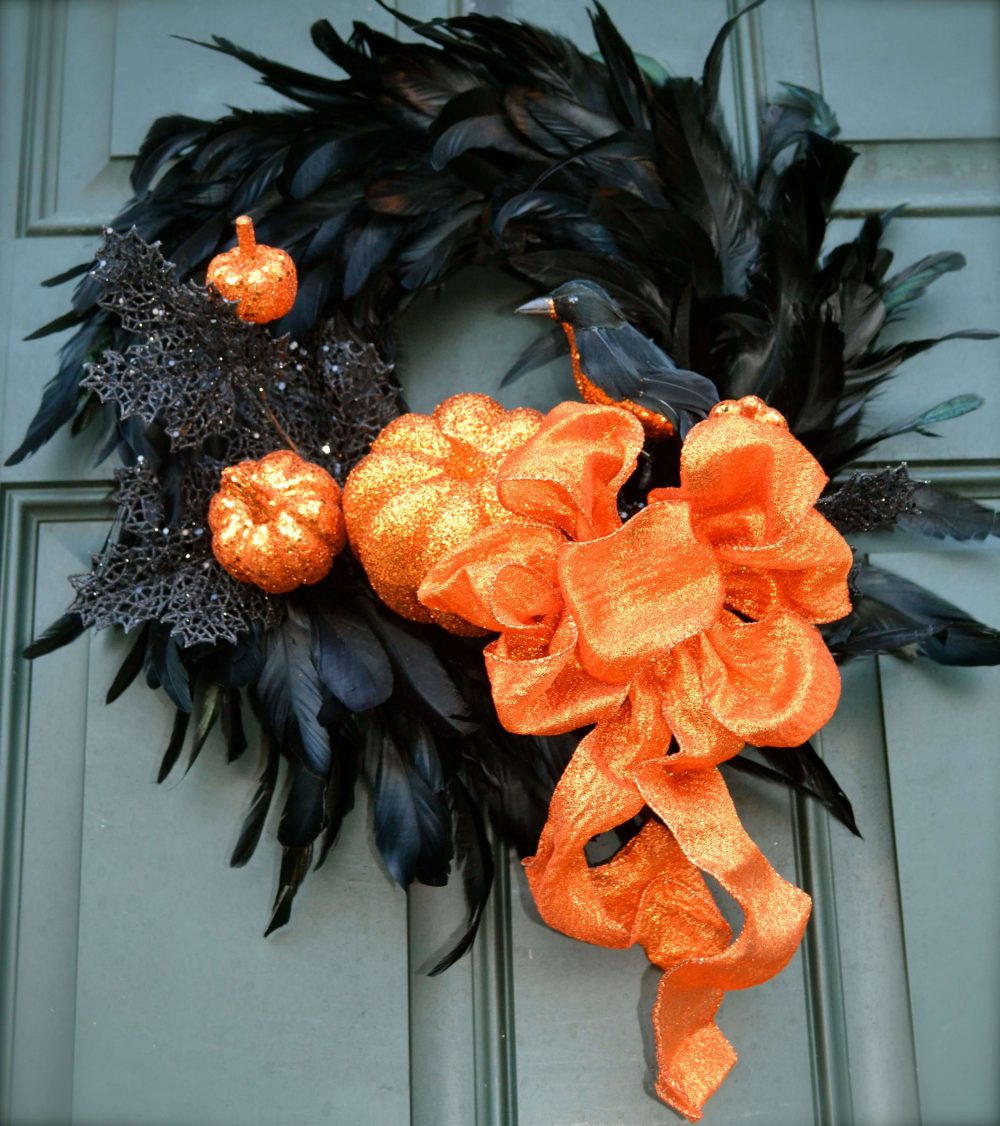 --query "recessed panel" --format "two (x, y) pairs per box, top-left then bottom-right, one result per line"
(815, 0), (1000, 142)
(876, 543), (1000, 1126)
(68, 628), (412, 1126)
